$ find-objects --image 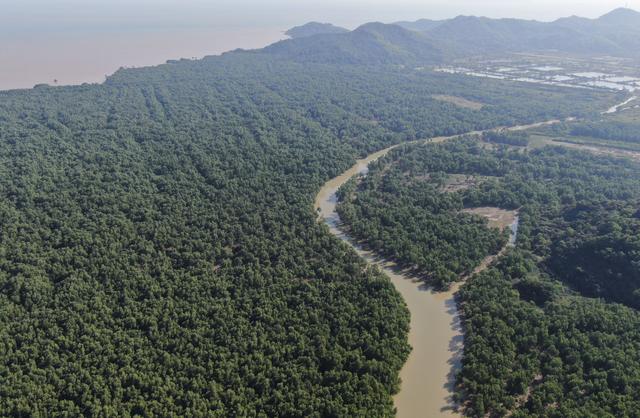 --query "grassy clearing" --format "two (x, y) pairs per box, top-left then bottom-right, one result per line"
(462, 207), (518, 230)
(441, 174), (497, 193)
(432, 94), (485, 110)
